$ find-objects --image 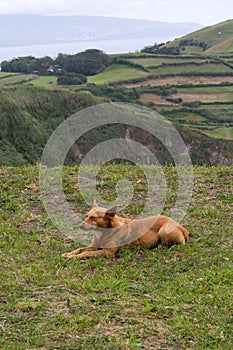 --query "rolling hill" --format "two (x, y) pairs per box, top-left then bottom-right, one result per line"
(163, 19), (233, 54)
